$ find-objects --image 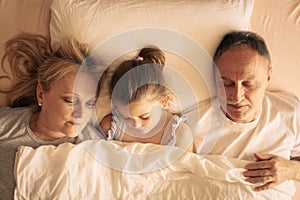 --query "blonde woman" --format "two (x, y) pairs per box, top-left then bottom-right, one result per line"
(0, 33), (102, 199)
